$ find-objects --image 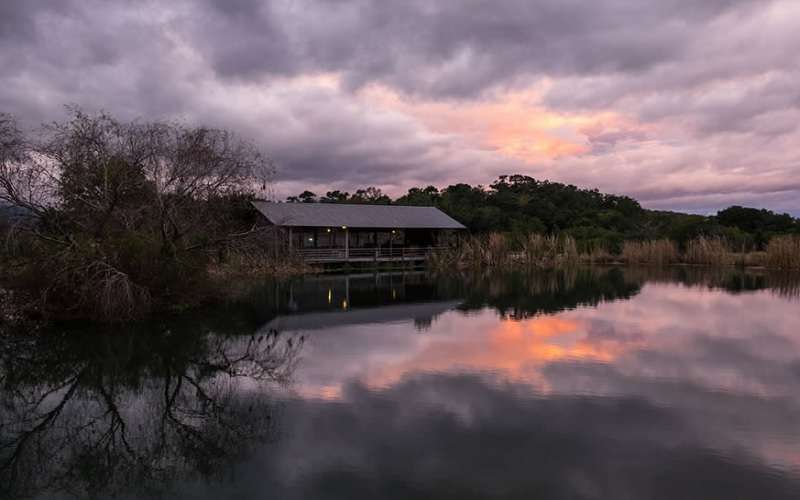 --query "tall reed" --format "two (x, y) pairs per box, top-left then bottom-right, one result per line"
(766, 235), (800, 269)
(521, 234), (578, 268)
(429, 235), (495, 269)
(684, 236), (734, 266)
(430, 233), (800, 271)
(621, 239), (678, 266)
(430, 233), (580, 270)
